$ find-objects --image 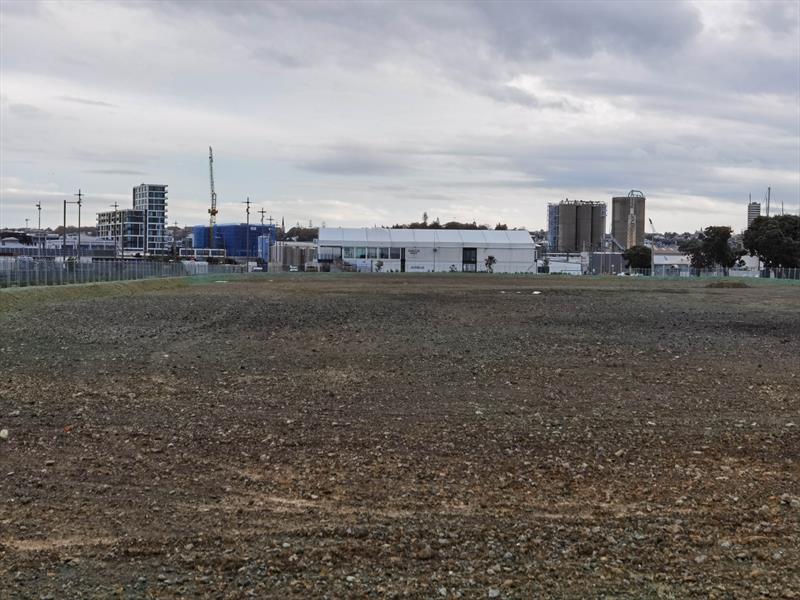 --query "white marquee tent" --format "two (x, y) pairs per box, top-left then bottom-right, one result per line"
(317, 228), (536, 273)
